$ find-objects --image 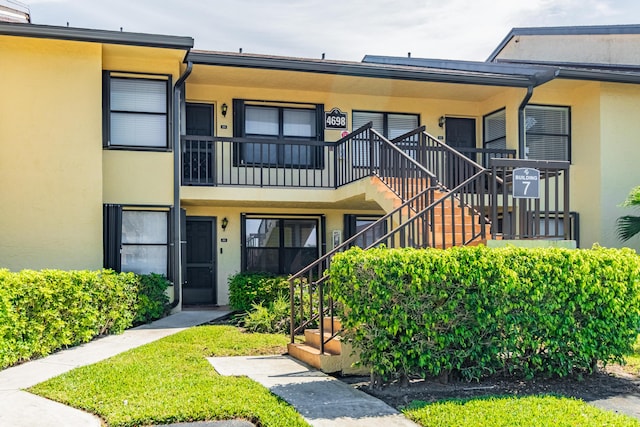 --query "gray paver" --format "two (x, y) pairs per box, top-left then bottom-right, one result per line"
(209, 355), (420, 427)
